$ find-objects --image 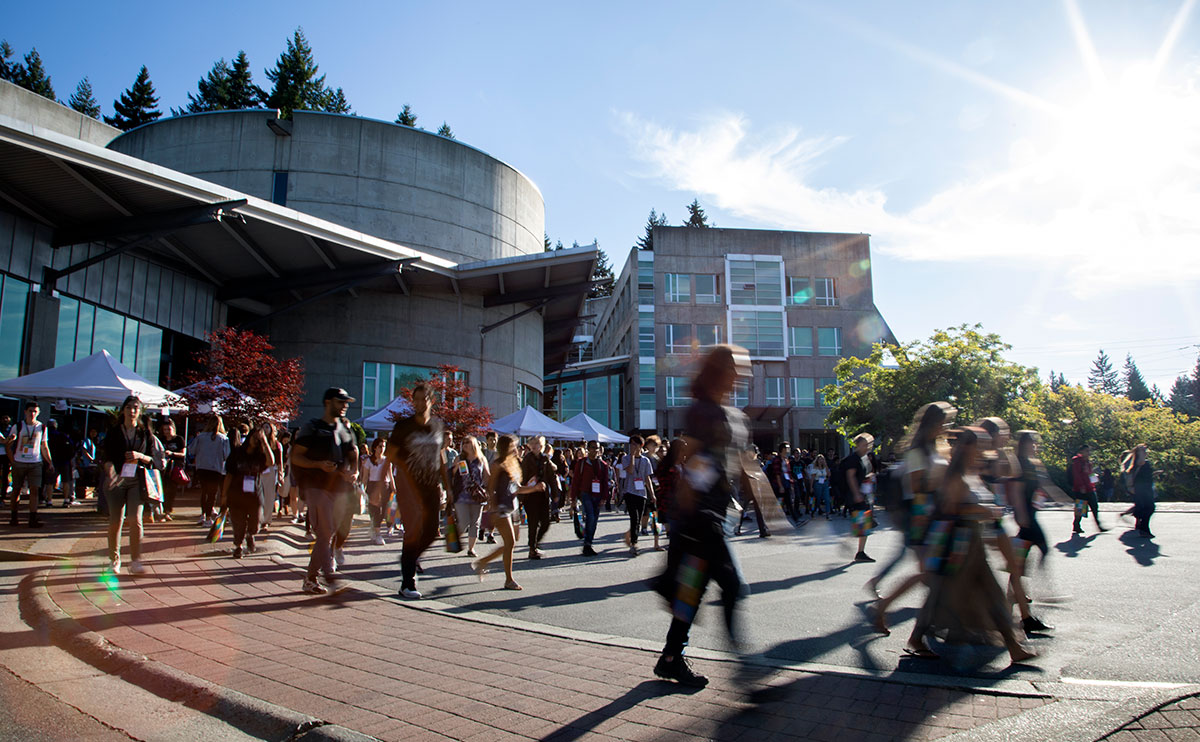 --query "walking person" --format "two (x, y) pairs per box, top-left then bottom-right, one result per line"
(257, 424), (283, 533)
(616, 435), (656, 556)
(1070, 444), (1107, 534)
(292, 389), (359, 595)
(653, 345), (753, 687)
(654, 438), (686, 535)
(47, 421), (76, 507)
(191, 418), (230, 527)
(223, 423), (275, 559)
(362, 437), (396, 546)
(6, 403), (52, 528)
(387, 383), (452, 600)
(568, 440), (612, 556)
(841, 433), (877, 563)
(474, 434), (537, 590)
(1127, 444), (1156, 538)
(520, 435), (557, 559)
(451, 435), (488, 557)
(809, 455), (832, 518)
(157, 419), (186, 521)
(75, 428), (99, 504)
(100, 396), (164, 574)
